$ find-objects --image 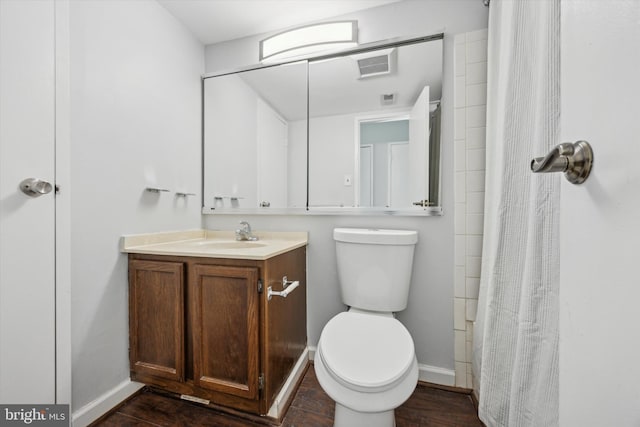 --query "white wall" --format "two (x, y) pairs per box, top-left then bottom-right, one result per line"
(204, 1), (488, 382)
(308, 114), (356, 207)
(288, 120), (307, 208)
(204, 74), (258, 207)
(68, 0), (203, 419)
